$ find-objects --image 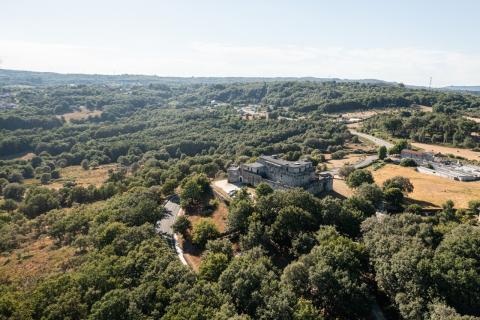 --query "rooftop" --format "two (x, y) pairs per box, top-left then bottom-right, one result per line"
(244, 162), (265, 169)
(259, 155), (311, 167)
